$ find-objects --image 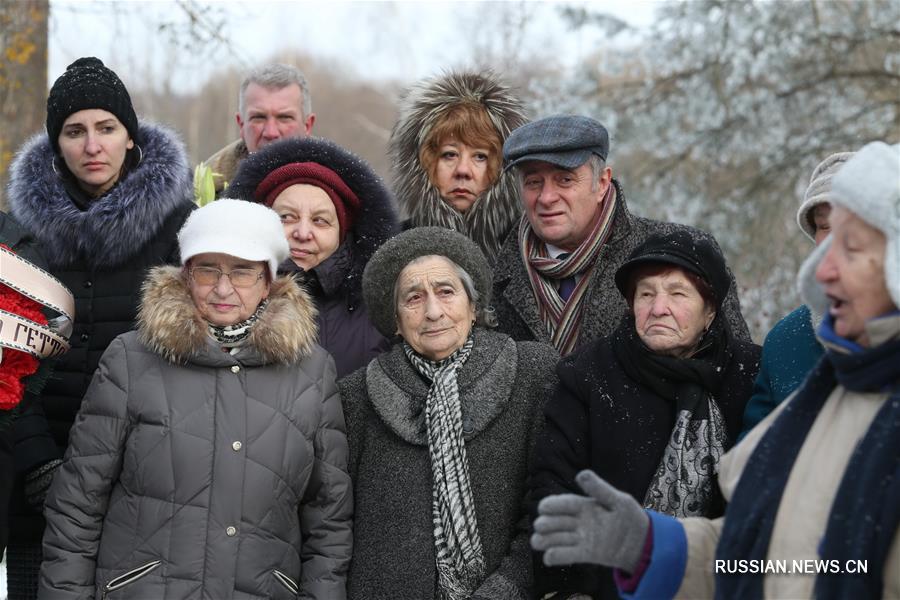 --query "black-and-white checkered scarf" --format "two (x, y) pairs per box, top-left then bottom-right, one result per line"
(403, 336), (484, 599)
